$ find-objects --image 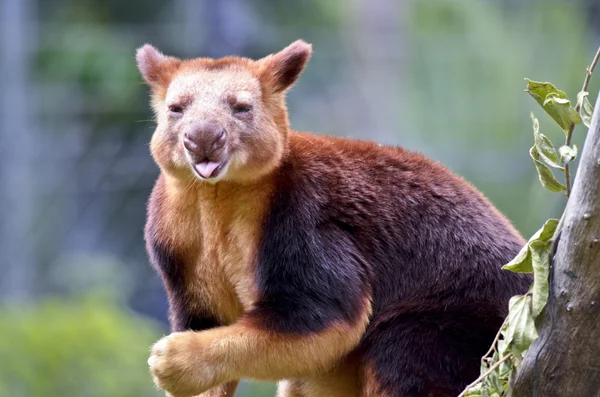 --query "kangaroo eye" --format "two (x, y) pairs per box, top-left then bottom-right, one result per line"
(233, 104), (252, 114)
(168, 105), (183, 114)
